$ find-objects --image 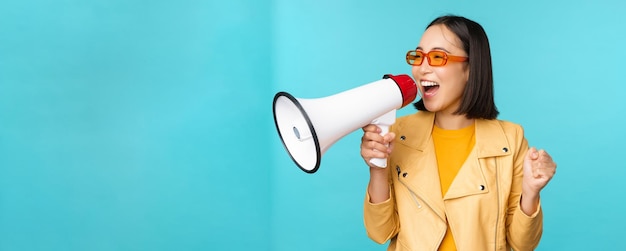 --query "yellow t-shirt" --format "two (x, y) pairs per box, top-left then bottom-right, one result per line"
(432, 123), (476, 251)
